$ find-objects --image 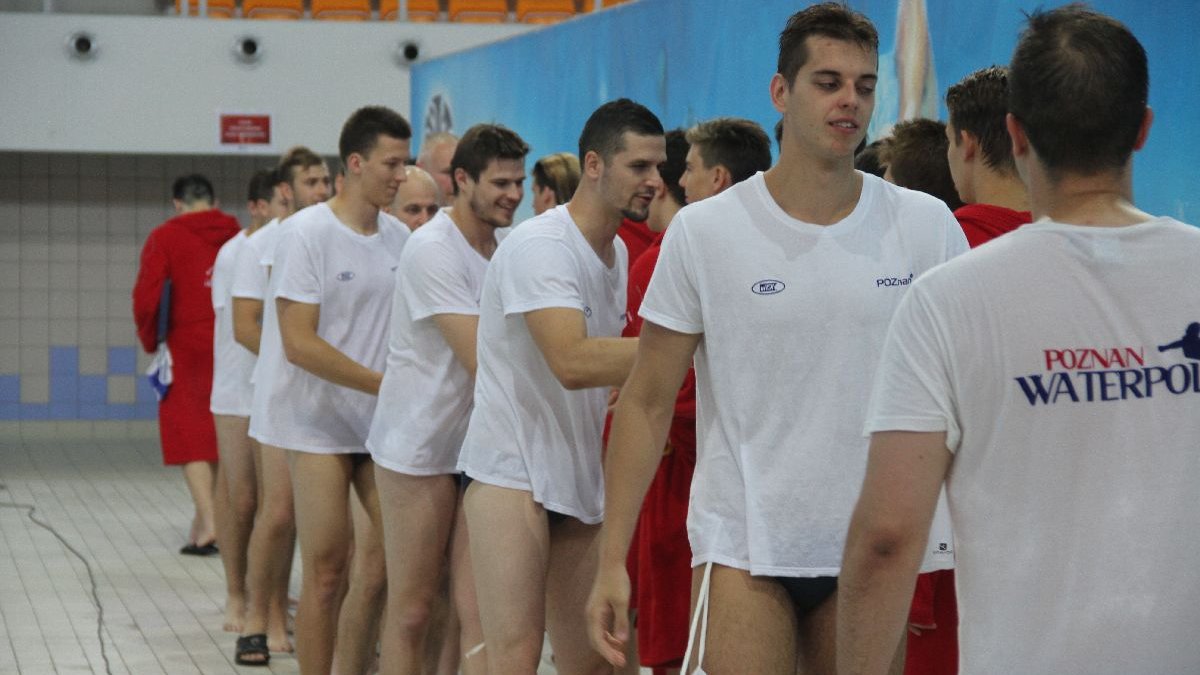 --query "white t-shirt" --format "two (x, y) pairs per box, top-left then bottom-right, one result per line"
(640, 172), (966, 576)
(367, 211), (489, 475)
(865, 217), (1200, 674)
(210, 230), (257, 416)
(250, 203), (409, 454)
(457, 205), (627, 524)
(231, 217), (279, 303)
